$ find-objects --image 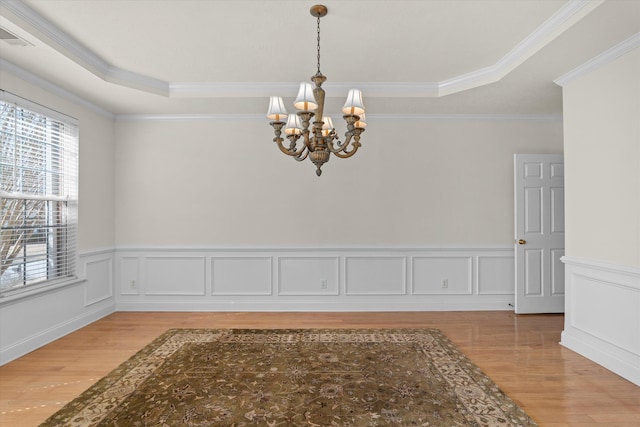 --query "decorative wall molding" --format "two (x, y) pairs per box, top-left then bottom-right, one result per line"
(212, 256), (273, 296)
(84, 256), (113, 306)
(1, 246), (521, 364)
(346, 256), (407, 296)
(0, 0), (602, 99)
(440, 0), (605, 95)
(115, 247), (516, 312)
(560, 256), (640, 386)
(0, 59), (114, 118)
(554, 32), (640, 86)
(0, 0), (168, 96)
(114, 113), (563, 122)
(561, 256), (640, 277)
(0, 249), (117, 365)
(1, 58), (561, 123)
(0, 302), (114, 365)
(412, 256), (473, 295)
(477, 255), (515, 295)
(0, 57), (563, 123)
(143, 255), (207, 296)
